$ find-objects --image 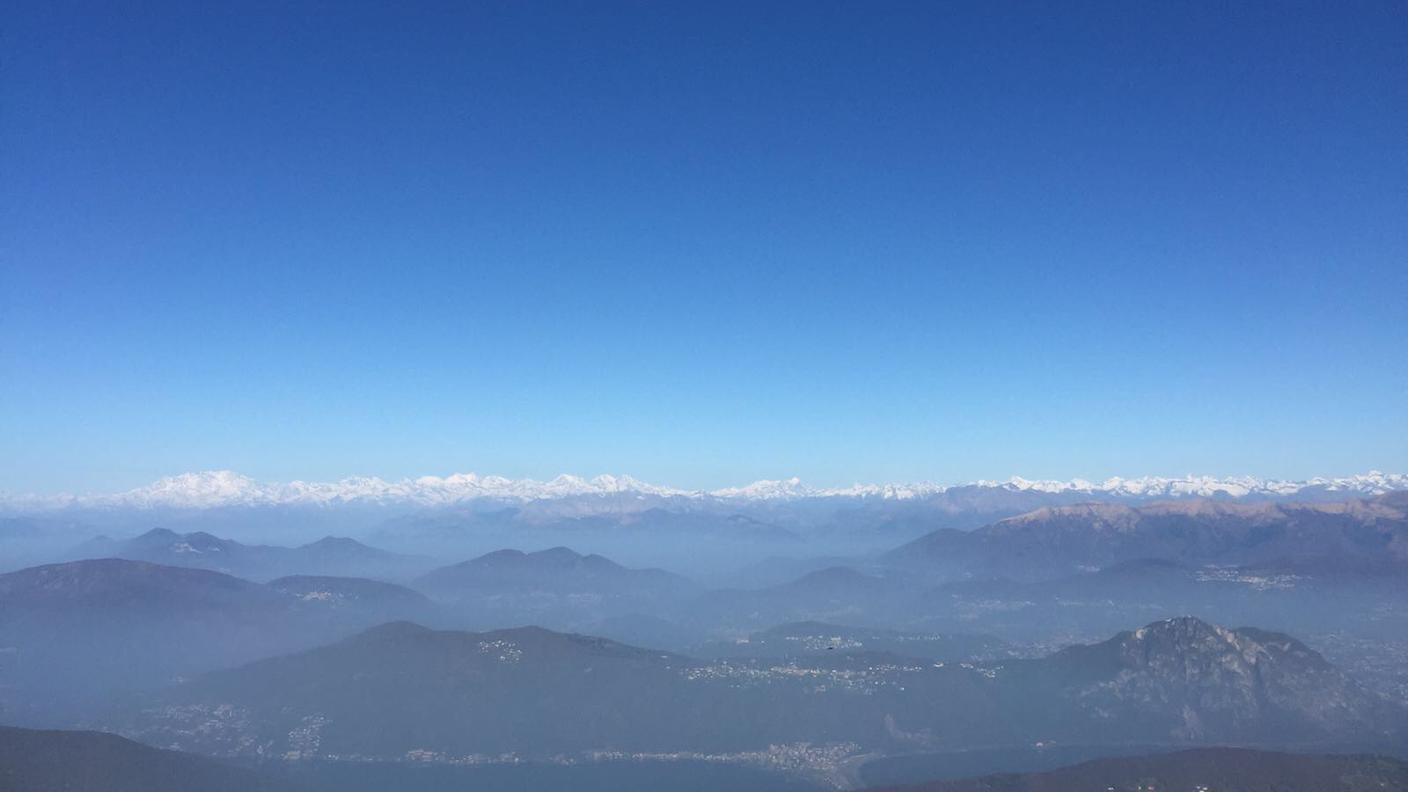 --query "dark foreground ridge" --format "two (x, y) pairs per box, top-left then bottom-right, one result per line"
(0, 725), (828, 792)
(869, 747), (1408, 792)
(0, 726), (285, 792)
